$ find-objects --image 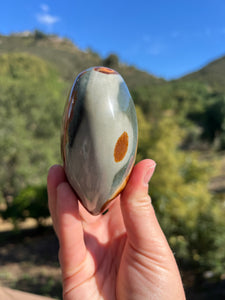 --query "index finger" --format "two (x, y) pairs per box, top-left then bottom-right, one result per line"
(47, 164), (66, 234)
